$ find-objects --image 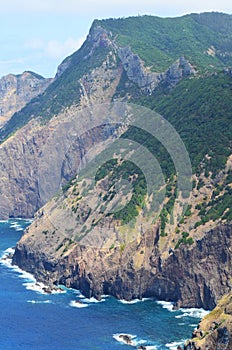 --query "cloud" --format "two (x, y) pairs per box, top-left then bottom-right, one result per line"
(25, 37), (85, 60)
(44, 37), (85, 59)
